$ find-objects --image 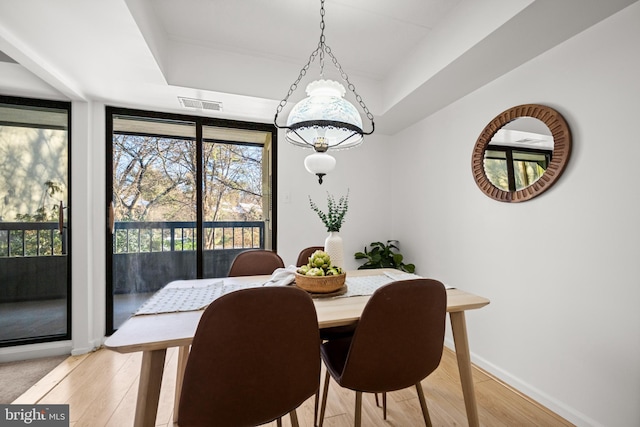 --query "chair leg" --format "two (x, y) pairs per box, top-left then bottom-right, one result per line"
(318, 370), (331, 427)
(383, 392), (387, 420)
(355, 391), (363, 427)
(415, 382), (433, 427)
(313, 387), (320, 427)
(373, 392), (387, 419)
(276, 417), (282, 427)
(289, 409), (300, 427)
